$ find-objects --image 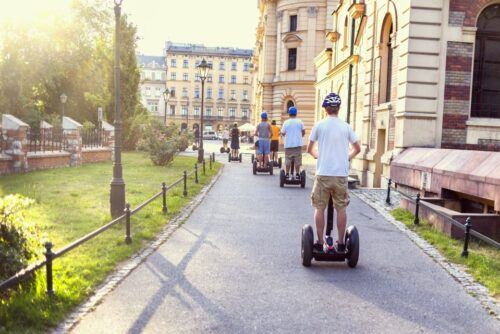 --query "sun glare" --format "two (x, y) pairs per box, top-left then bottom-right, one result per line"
(0, 0), (71, 25)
